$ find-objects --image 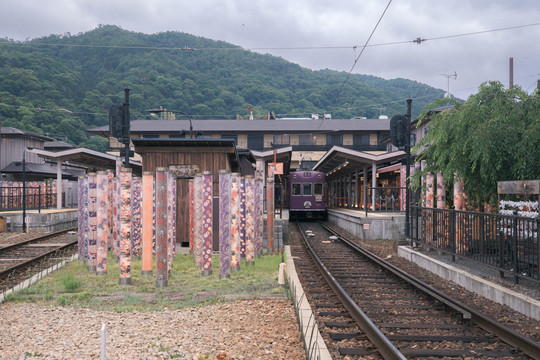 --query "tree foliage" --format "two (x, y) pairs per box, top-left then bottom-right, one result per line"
(0, 25), (444, 151)
(413, 81), (540, 208)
